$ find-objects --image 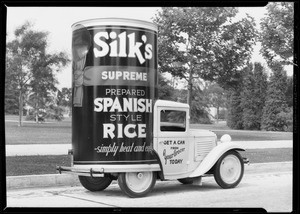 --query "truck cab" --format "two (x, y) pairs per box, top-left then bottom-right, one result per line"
(153, 100), (218, 180)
